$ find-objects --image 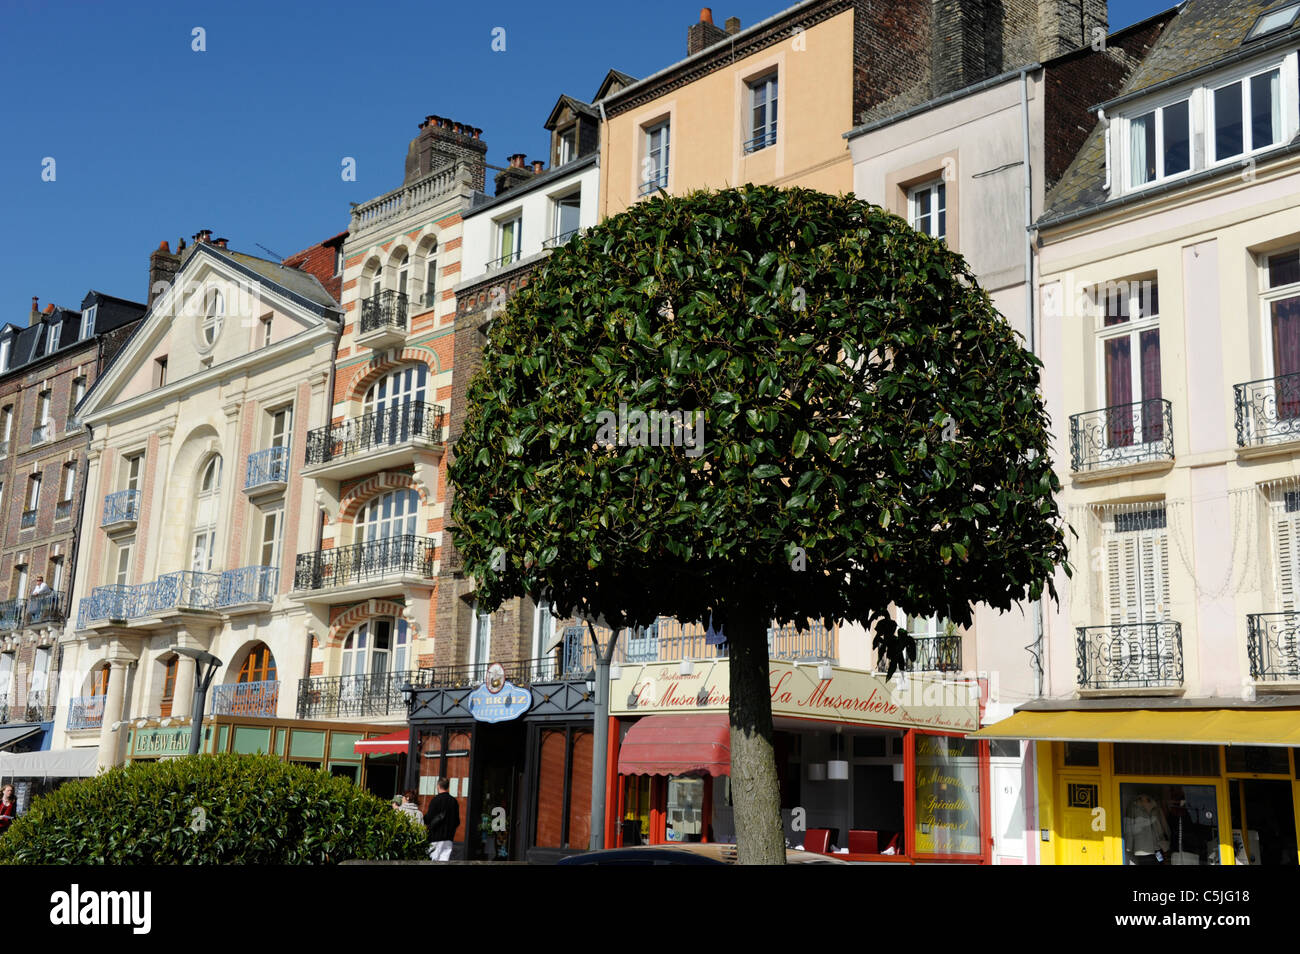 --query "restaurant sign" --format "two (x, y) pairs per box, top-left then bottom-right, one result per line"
(467, 663), (532, 723)
(131, 726), (193, 756)
(611, 659), (979, 732)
